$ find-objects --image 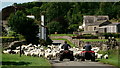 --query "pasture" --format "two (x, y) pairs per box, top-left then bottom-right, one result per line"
(2, 54), (51, 68)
